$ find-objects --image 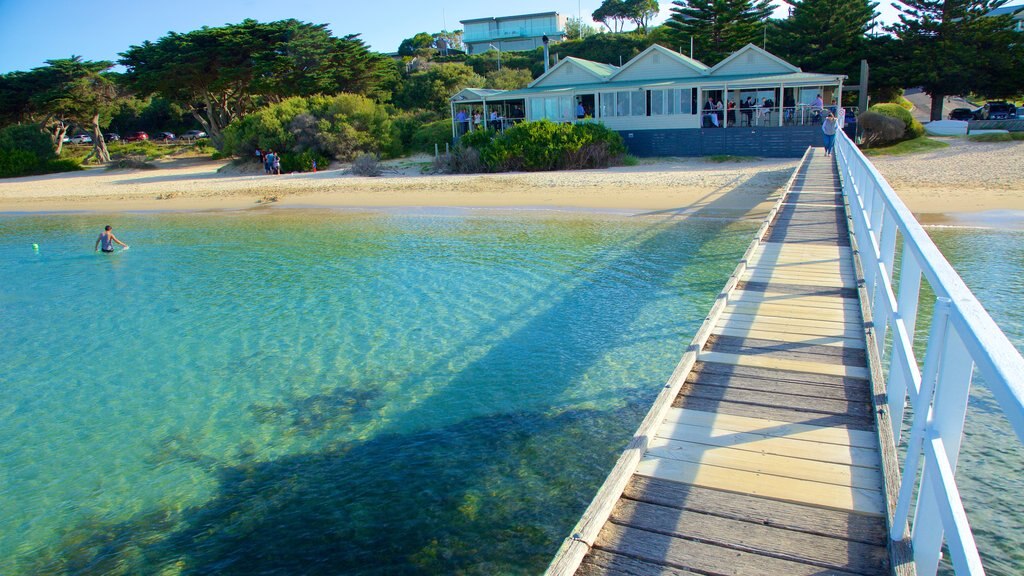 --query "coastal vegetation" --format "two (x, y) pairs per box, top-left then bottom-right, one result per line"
(0, 0), (1021, 176)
